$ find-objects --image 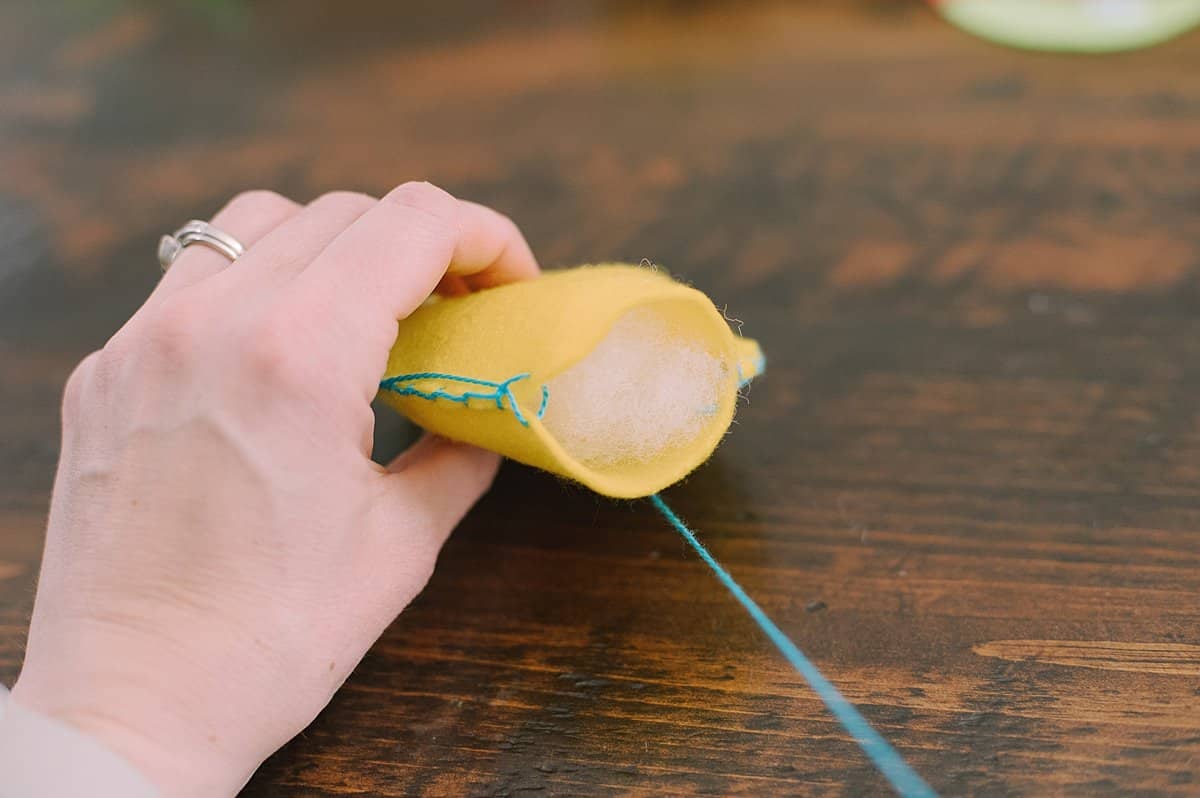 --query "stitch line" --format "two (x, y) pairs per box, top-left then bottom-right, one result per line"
(379, 371), (549, 428)
(501, 374), (531, 426)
